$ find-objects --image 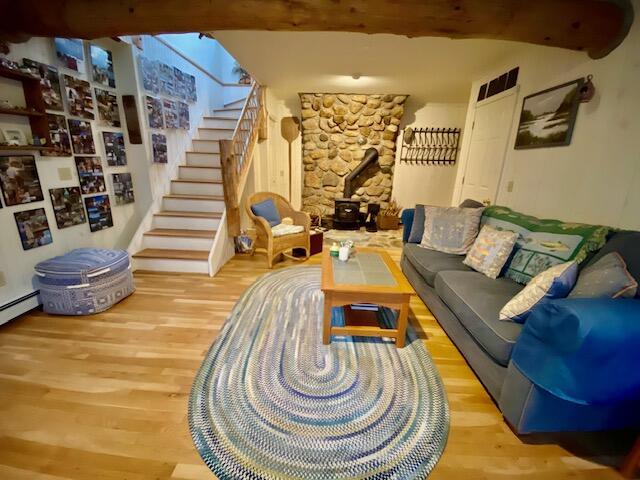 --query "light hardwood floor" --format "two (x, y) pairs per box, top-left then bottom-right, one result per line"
(0, 249), (632, 479)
